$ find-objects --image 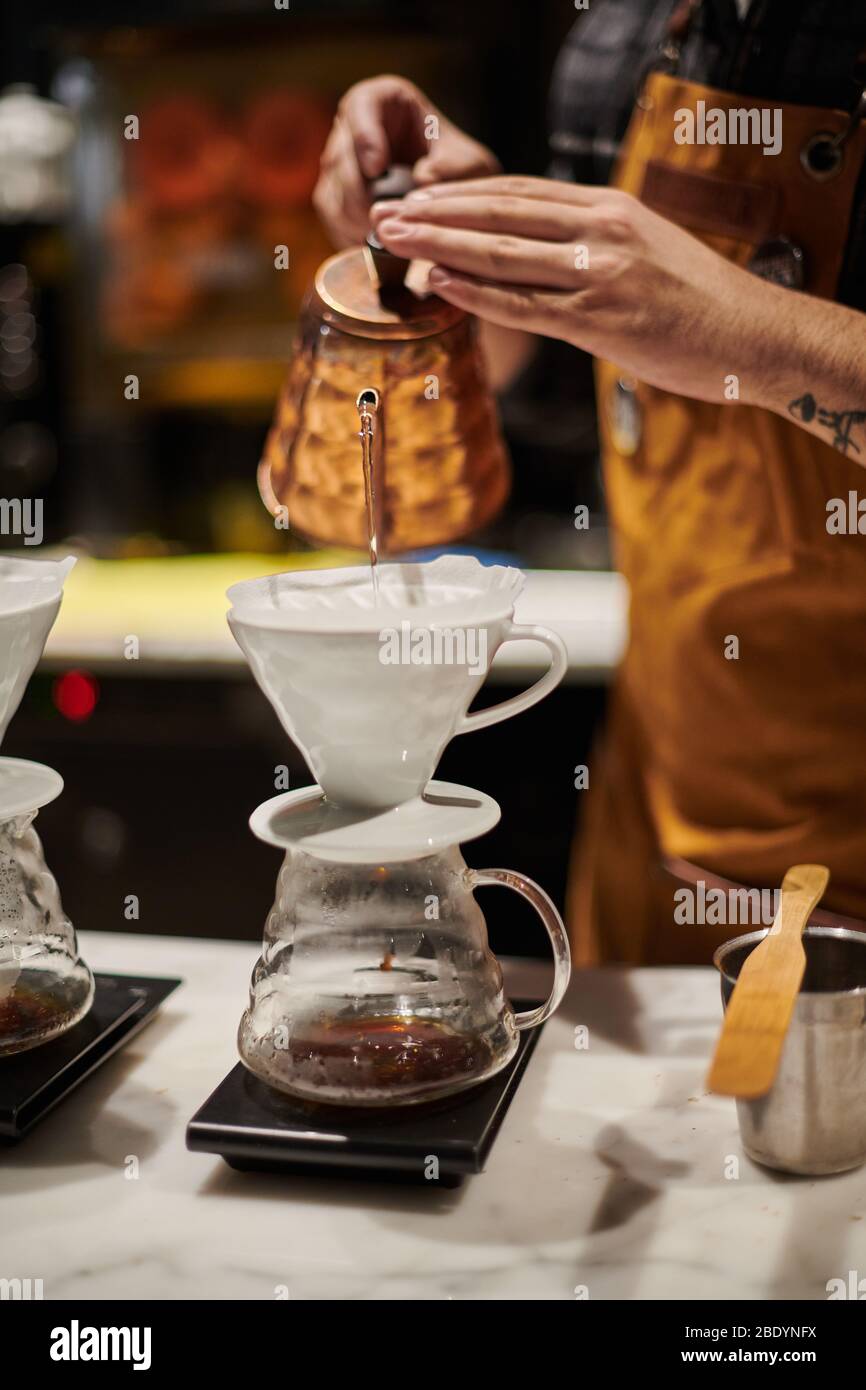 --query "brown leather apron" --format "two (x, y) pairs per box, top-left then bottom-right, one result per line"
(568, 68), (866, 965)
